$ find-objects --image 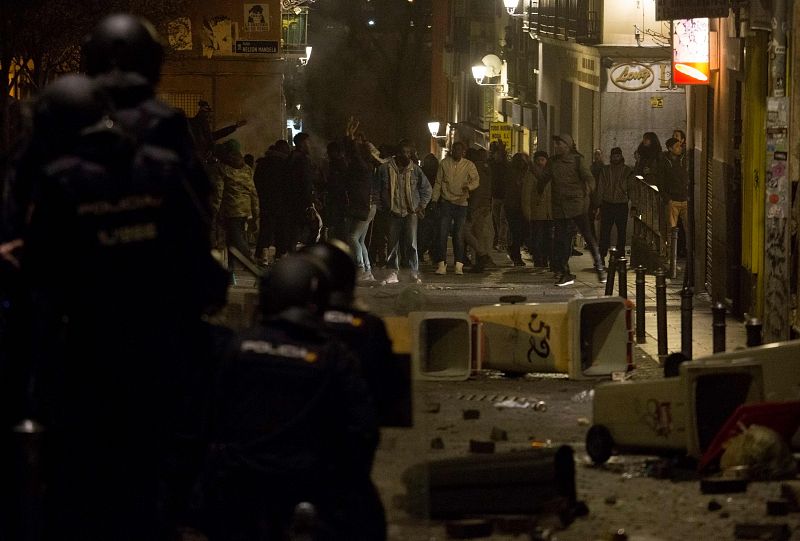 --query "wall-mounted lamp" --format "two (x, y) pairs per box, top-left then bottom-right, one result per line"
(471, 54), (505, 86)
(503, 0), (524, 16)
(299, 45), (313, 65)
(471, 65), (488, 85)
(427, 121), (441, 138)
